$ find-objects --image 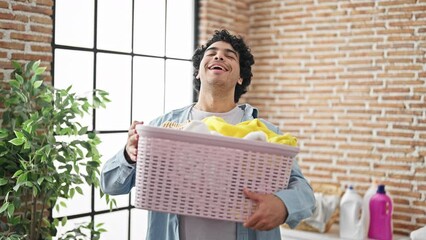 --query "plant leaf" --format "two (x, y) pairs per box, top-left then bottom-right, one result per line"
(9, 138), (25, 146)
(12, 60), (22, 72)
(13, 184), (20, 192)
(78, 126), (88, 135)
(53, 218), (59, 227)
(69, 188), (75, 198)
(12, 170), (23, 178)
(16, 172), (28, 184)
(32, 186), (38, 197)
(16, 91), (27, 103)
(15, 73), (24, 84)
(4, 192), (10, 202)
(0, 129), (8, 139)
(75, 186), (83, 195)
(33, 80), (43, 89)
(35, 67), (46, 75)
(31, 60), (41, 71)
(0, 202), (9, 214)
(26, 60), (35, 74)
(9, 79), (20, 89)
(0, 178), (7, 186)
(24, 140), (31, 149)
(61, 216), (67, 226)
(37, 177), (44, 185)
(7, 204), (15, 218)
(14, 130), (24, 139)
